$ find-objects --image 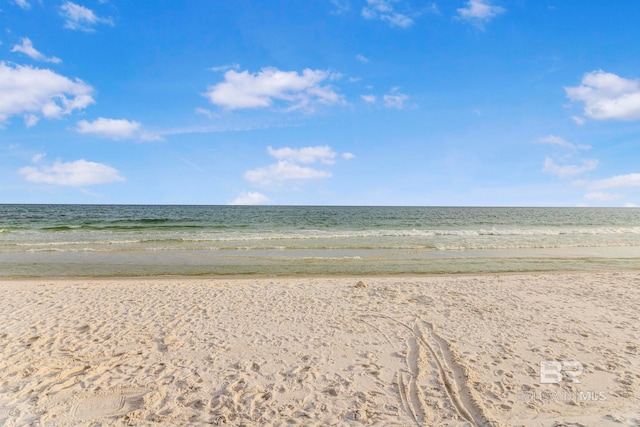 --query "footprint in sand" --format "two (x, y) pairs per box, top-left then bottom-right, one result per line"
(70, 388), (149, 421)
(0, 405), (17, 426)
